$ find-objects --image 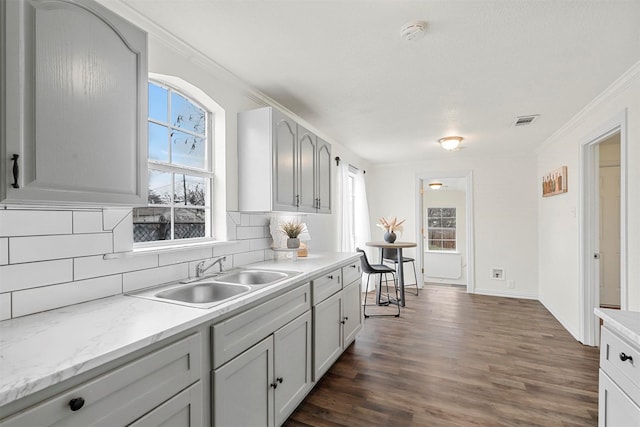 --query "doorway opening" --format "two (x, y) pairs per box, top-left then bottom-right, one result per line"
(580, 111), (628, 346)
(415, 171), (475, 293)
